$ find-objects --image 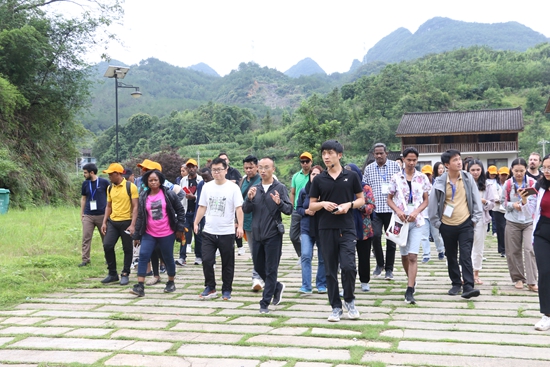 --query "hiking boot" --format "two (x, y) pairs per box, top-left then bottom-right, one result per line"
(328, 307), (343, 322)
(129, 283), (145, 297)
(199, 286), (217, 300)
